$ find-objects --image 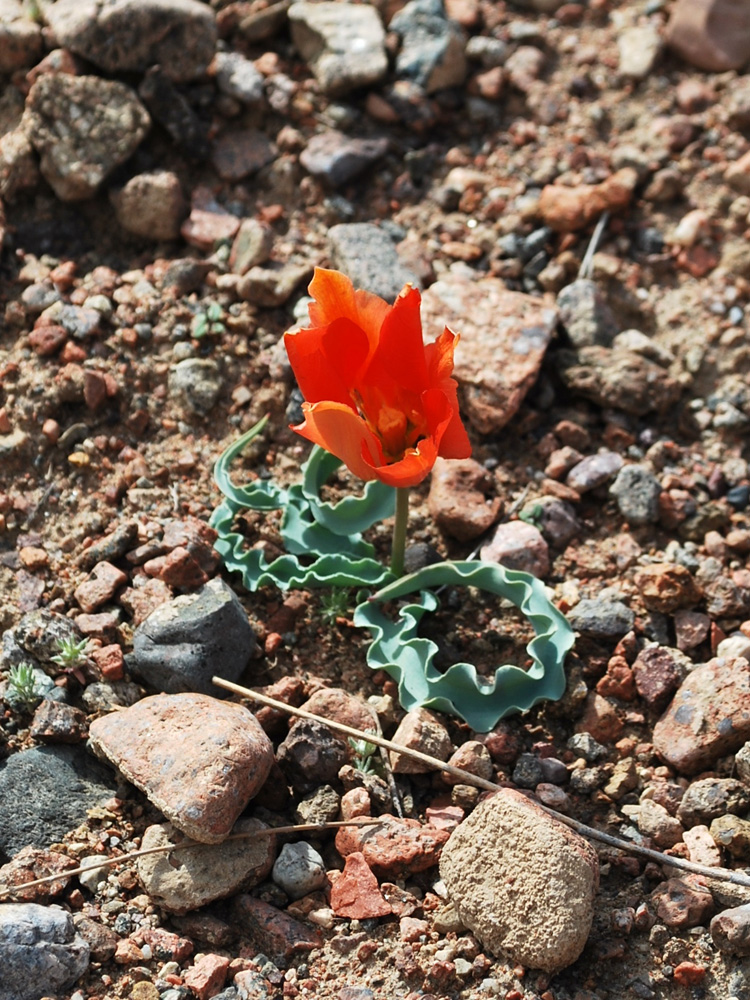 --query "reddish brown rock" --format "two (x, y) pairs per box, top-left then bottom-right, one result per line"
(0, 847), (77, 903)
(119, 578), (173, 624)
(652, 877), (714, 928)
(30, 700), (88, 743)
(389, 708), (453, 773)
(132, 926), (193, 963)
(596, 655), (636, 702)
(330, 852), (392, 919)
(299, 688), (377, 746)
(231, 895), (322, 959)
(428, 457), (501, 541)
(90, 644), (124, 681)
(29, 324), (67, 356)
(419, 272), (558, 434)
(211, 129), (277, 182)
(183, 953), (230, 1000)
(335, 815), (449, 879)
(539, 169), (638, 233)
(576, 693), (624, 744)
(653, 657), (750, 774)
(74, 561), (128, 613)
(480, 520), (549, 578)
(632, 646), (683, 709)
(711, 903), (750, 955)
(442, 741), (494, 785)
(674, 610), (711, 652)
(666, 0), (750, 72)
(89, 693), (274, 842)
(635, 563), (702, 613)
